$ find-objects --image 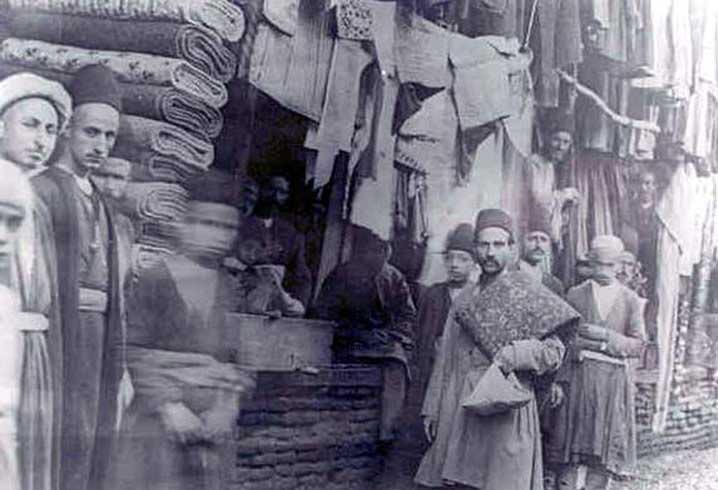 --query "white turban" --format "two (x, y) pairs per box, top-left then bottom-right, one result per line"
(588, 235), (625, 262)
(0, 73), (72, 131)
